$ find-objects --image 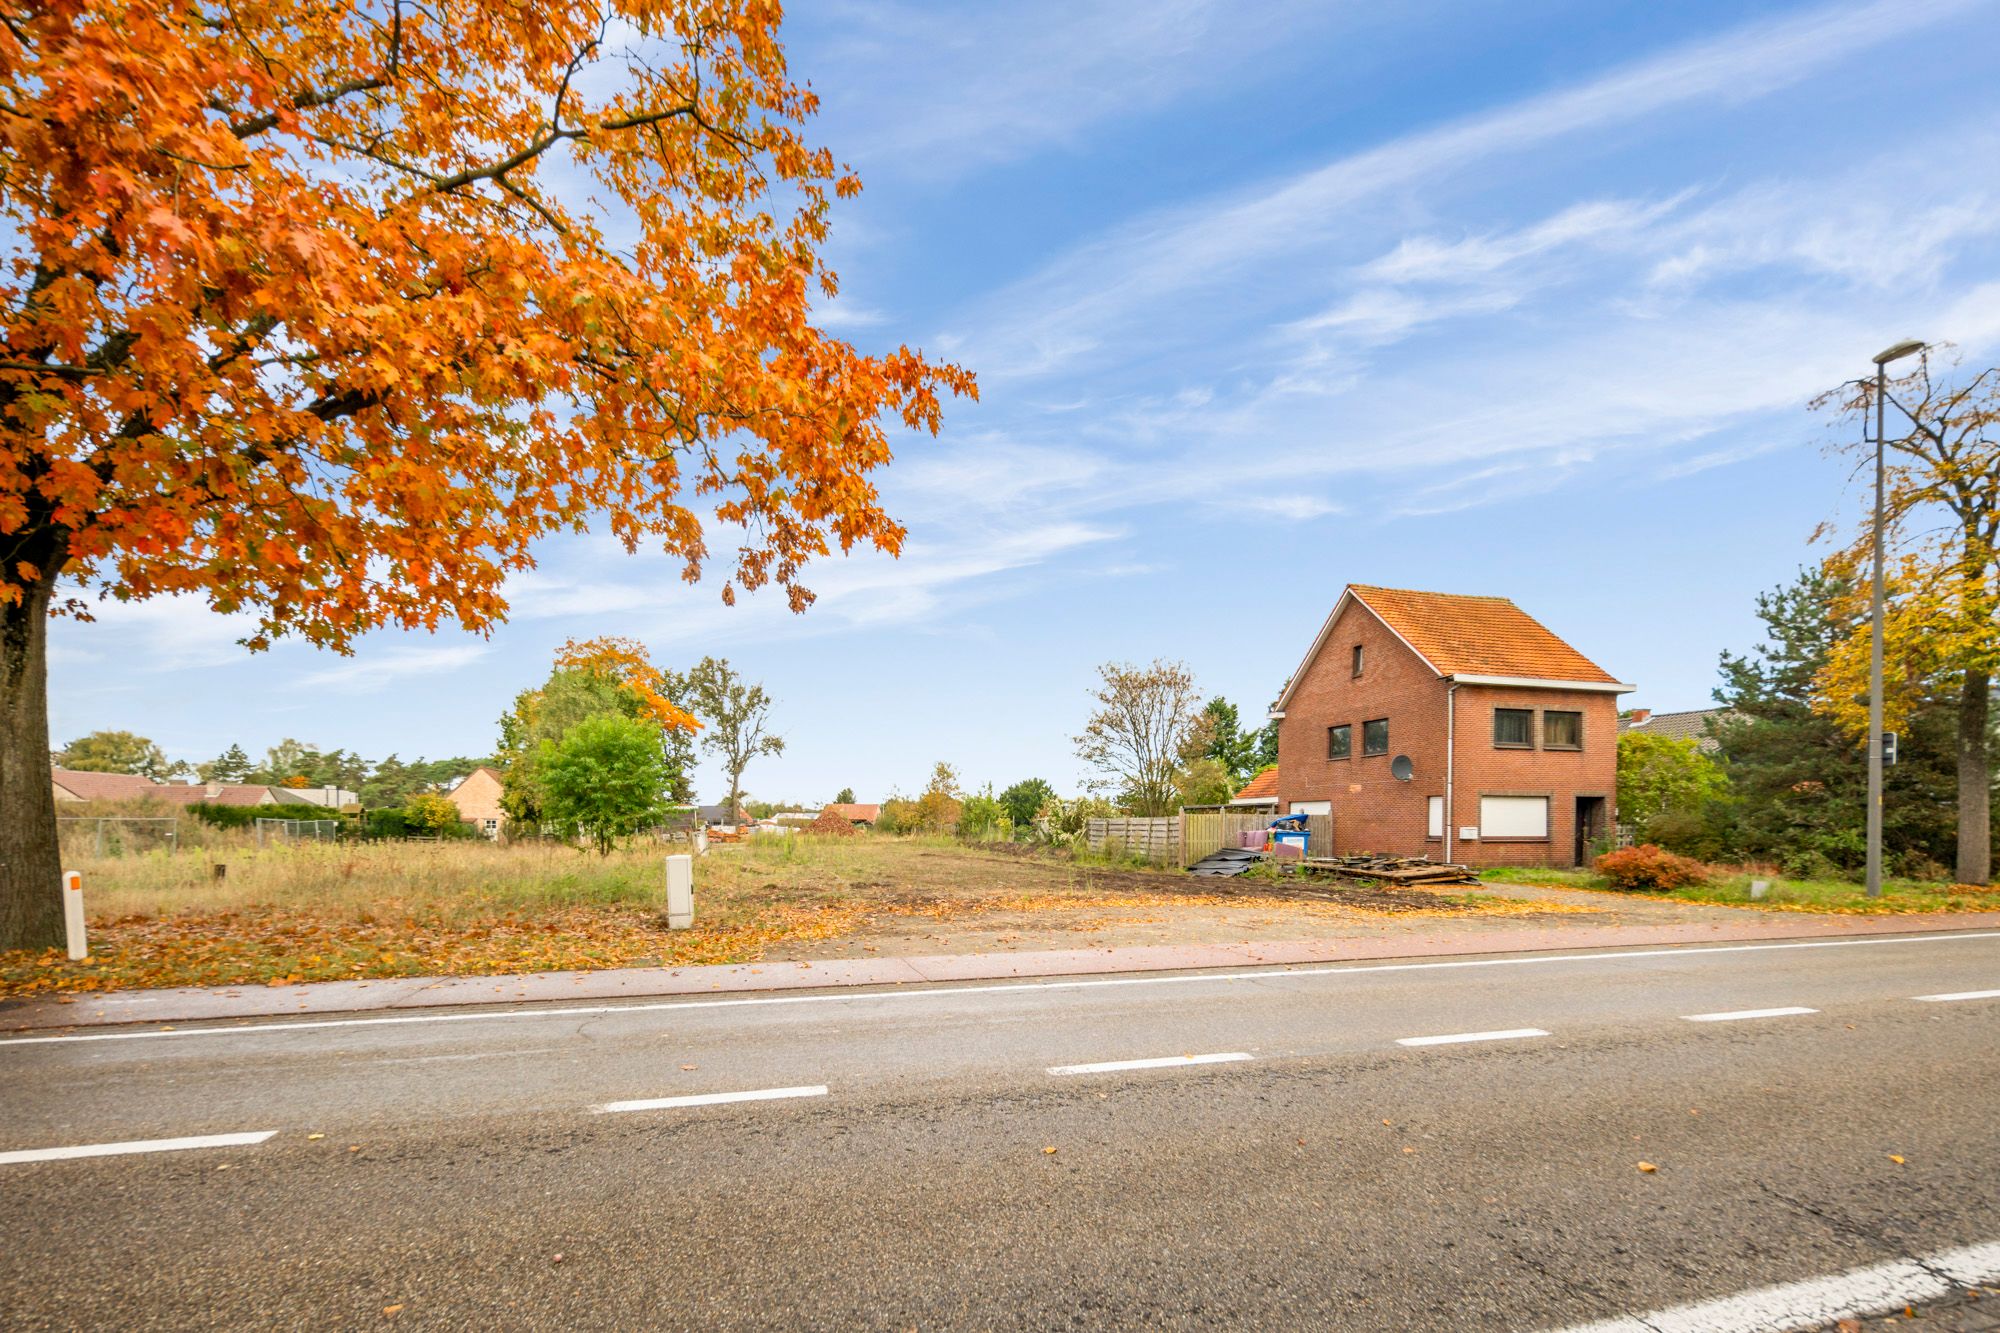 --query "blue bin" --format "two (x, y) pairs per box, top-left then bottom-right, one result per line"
(1272, 830), (1309, 857)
